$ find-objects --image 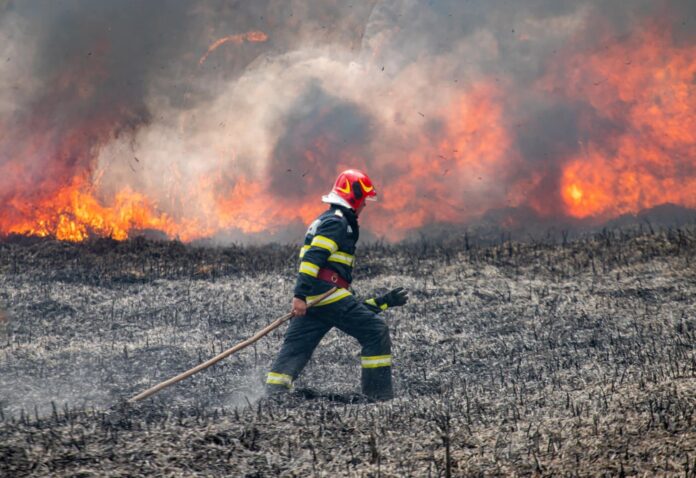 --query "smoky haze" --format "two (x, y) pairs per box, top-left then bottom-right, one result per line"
(0, 0), (694, 241)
